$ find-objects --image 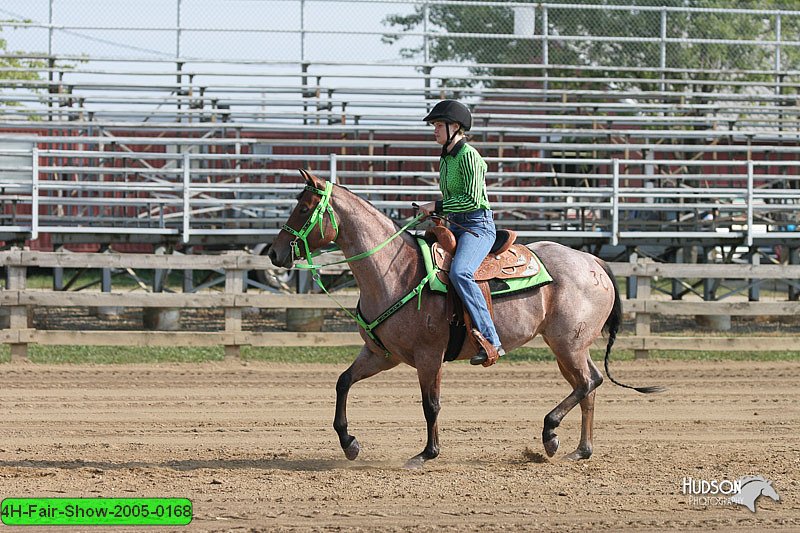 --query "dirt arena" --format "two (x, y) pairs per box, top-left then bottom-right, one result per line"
(0, 358), (797, 531)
